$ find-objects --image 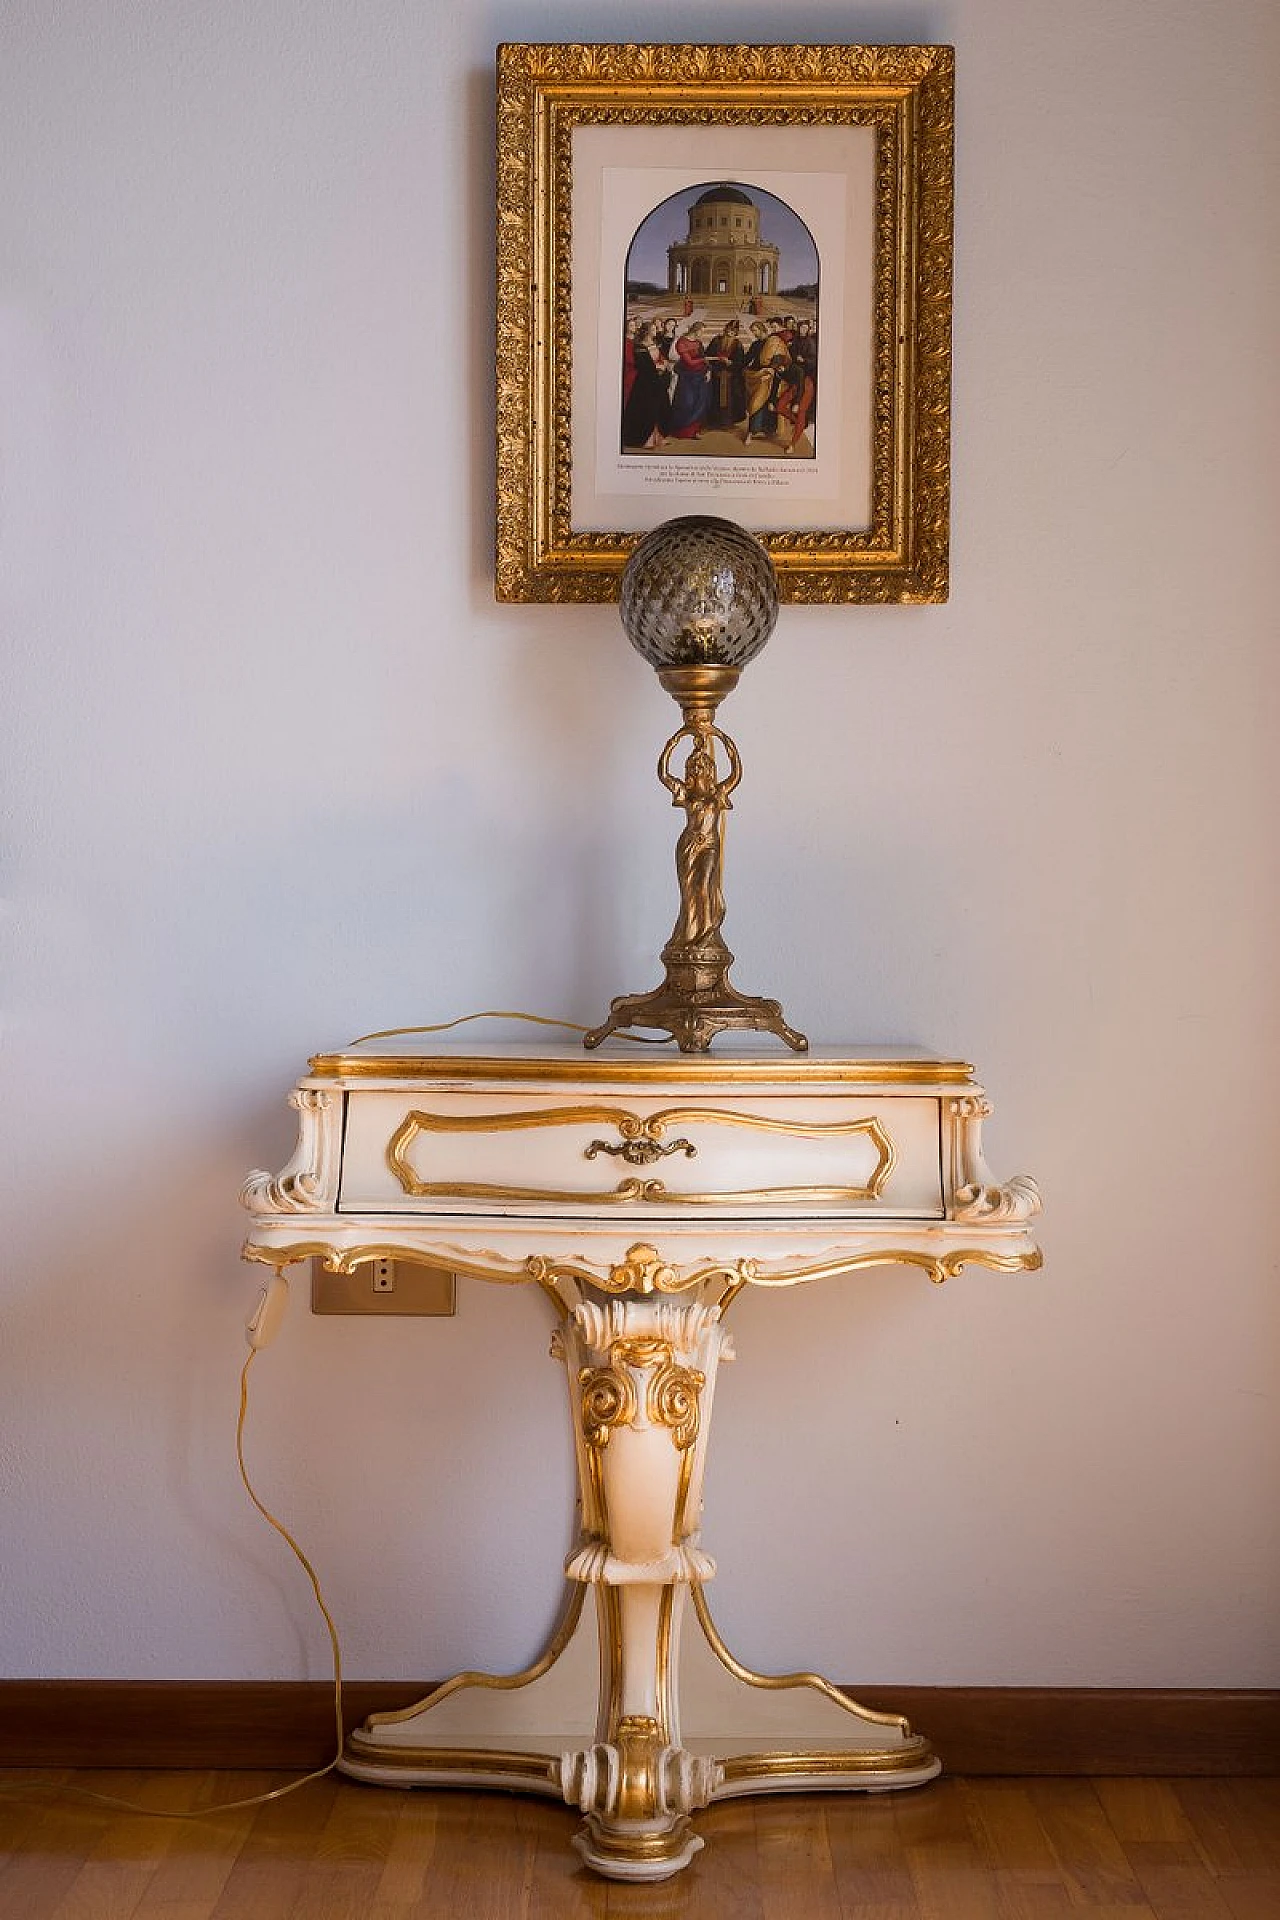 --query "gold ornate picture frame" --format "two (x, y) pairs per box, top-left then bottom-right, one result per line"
(495, 43), (953, 605)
